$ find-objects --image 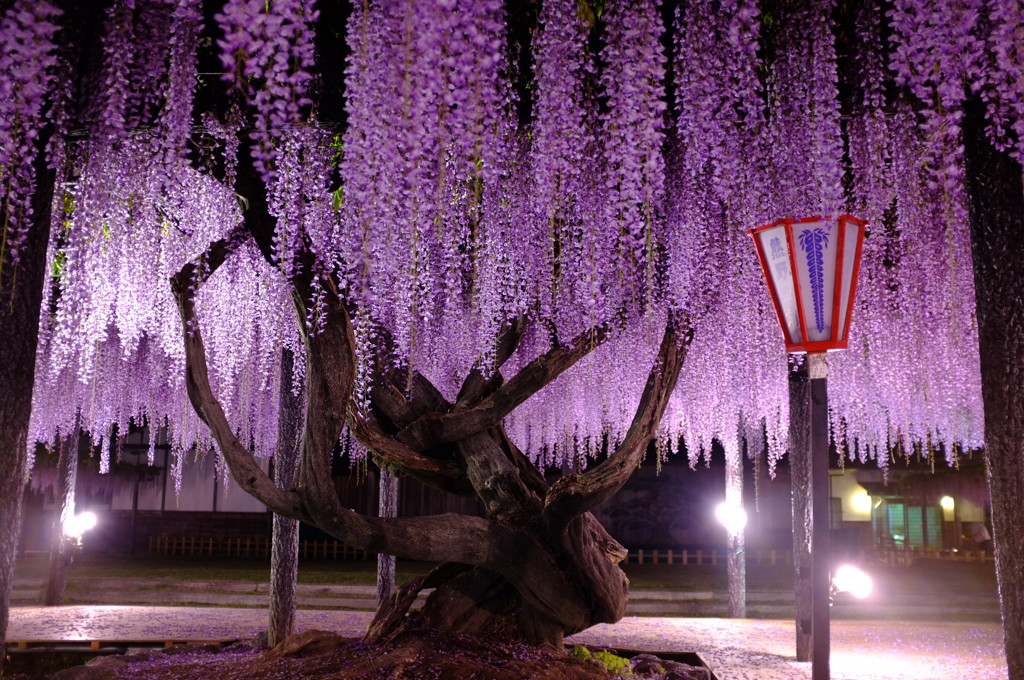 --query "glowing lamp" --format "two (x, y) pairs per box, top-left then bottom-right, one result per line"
(832, 565), (873, 600)
(64, 511), (97, 539)
(748, 215), (867, 353)
(940, 496), (955, 511)
(851, 491), (872, 514)
(715, 501), (748, 536)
